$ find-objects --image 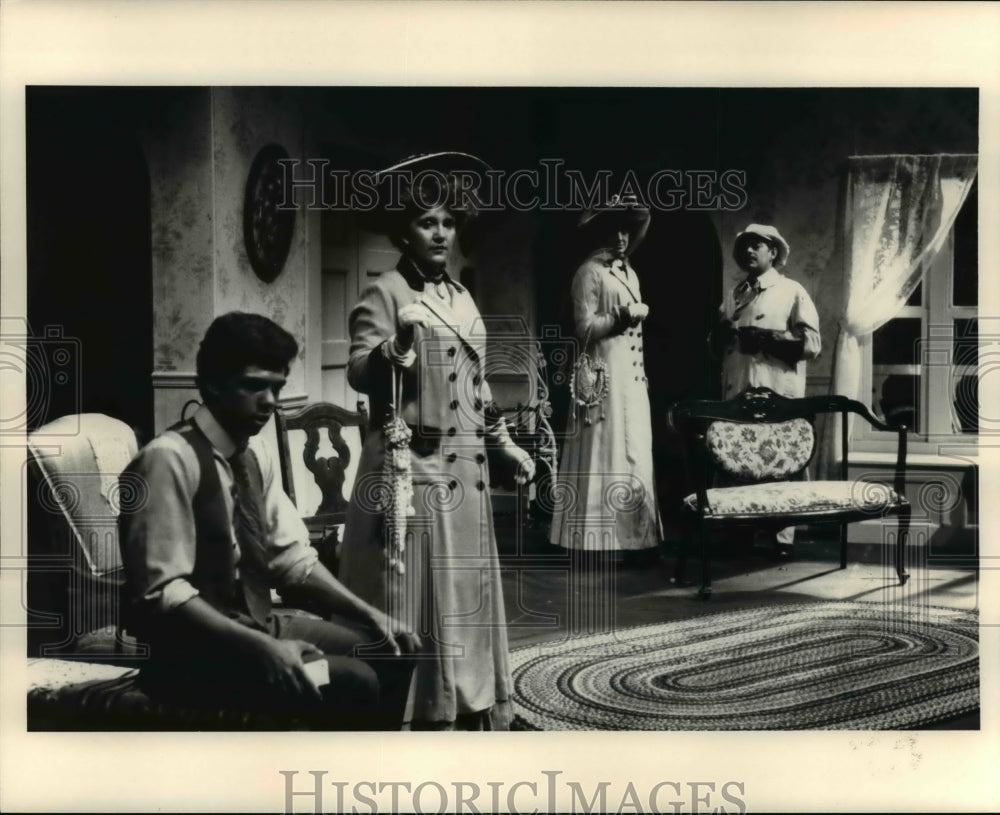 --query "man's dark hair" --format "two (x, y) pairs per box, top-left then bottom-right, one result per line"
(196, 312), (298, 399)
